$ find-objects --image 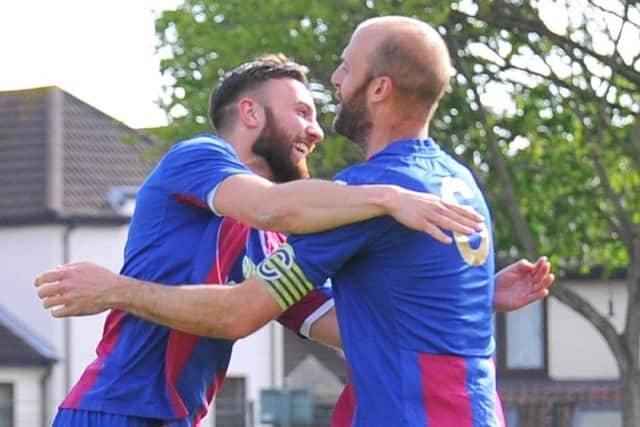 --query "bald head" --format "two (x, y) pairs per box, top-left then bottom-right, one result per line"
(354, 16), (452, 115)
